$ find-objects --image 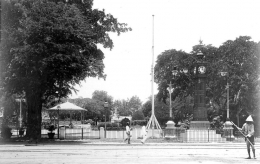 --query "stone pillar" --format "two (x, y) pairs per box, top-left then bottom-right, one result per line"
(59, 127), (65, 140)
(222, 119), (234, 141)
(164, 120), (177, 140)
(100, 127), (105, 139)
